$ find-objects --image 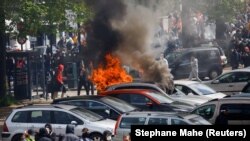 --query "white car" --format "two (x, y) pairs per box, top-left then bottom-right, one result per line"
(204, 68), (250, 95)
(174, 80), (226, 99)
(1, 104), (115, 141)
